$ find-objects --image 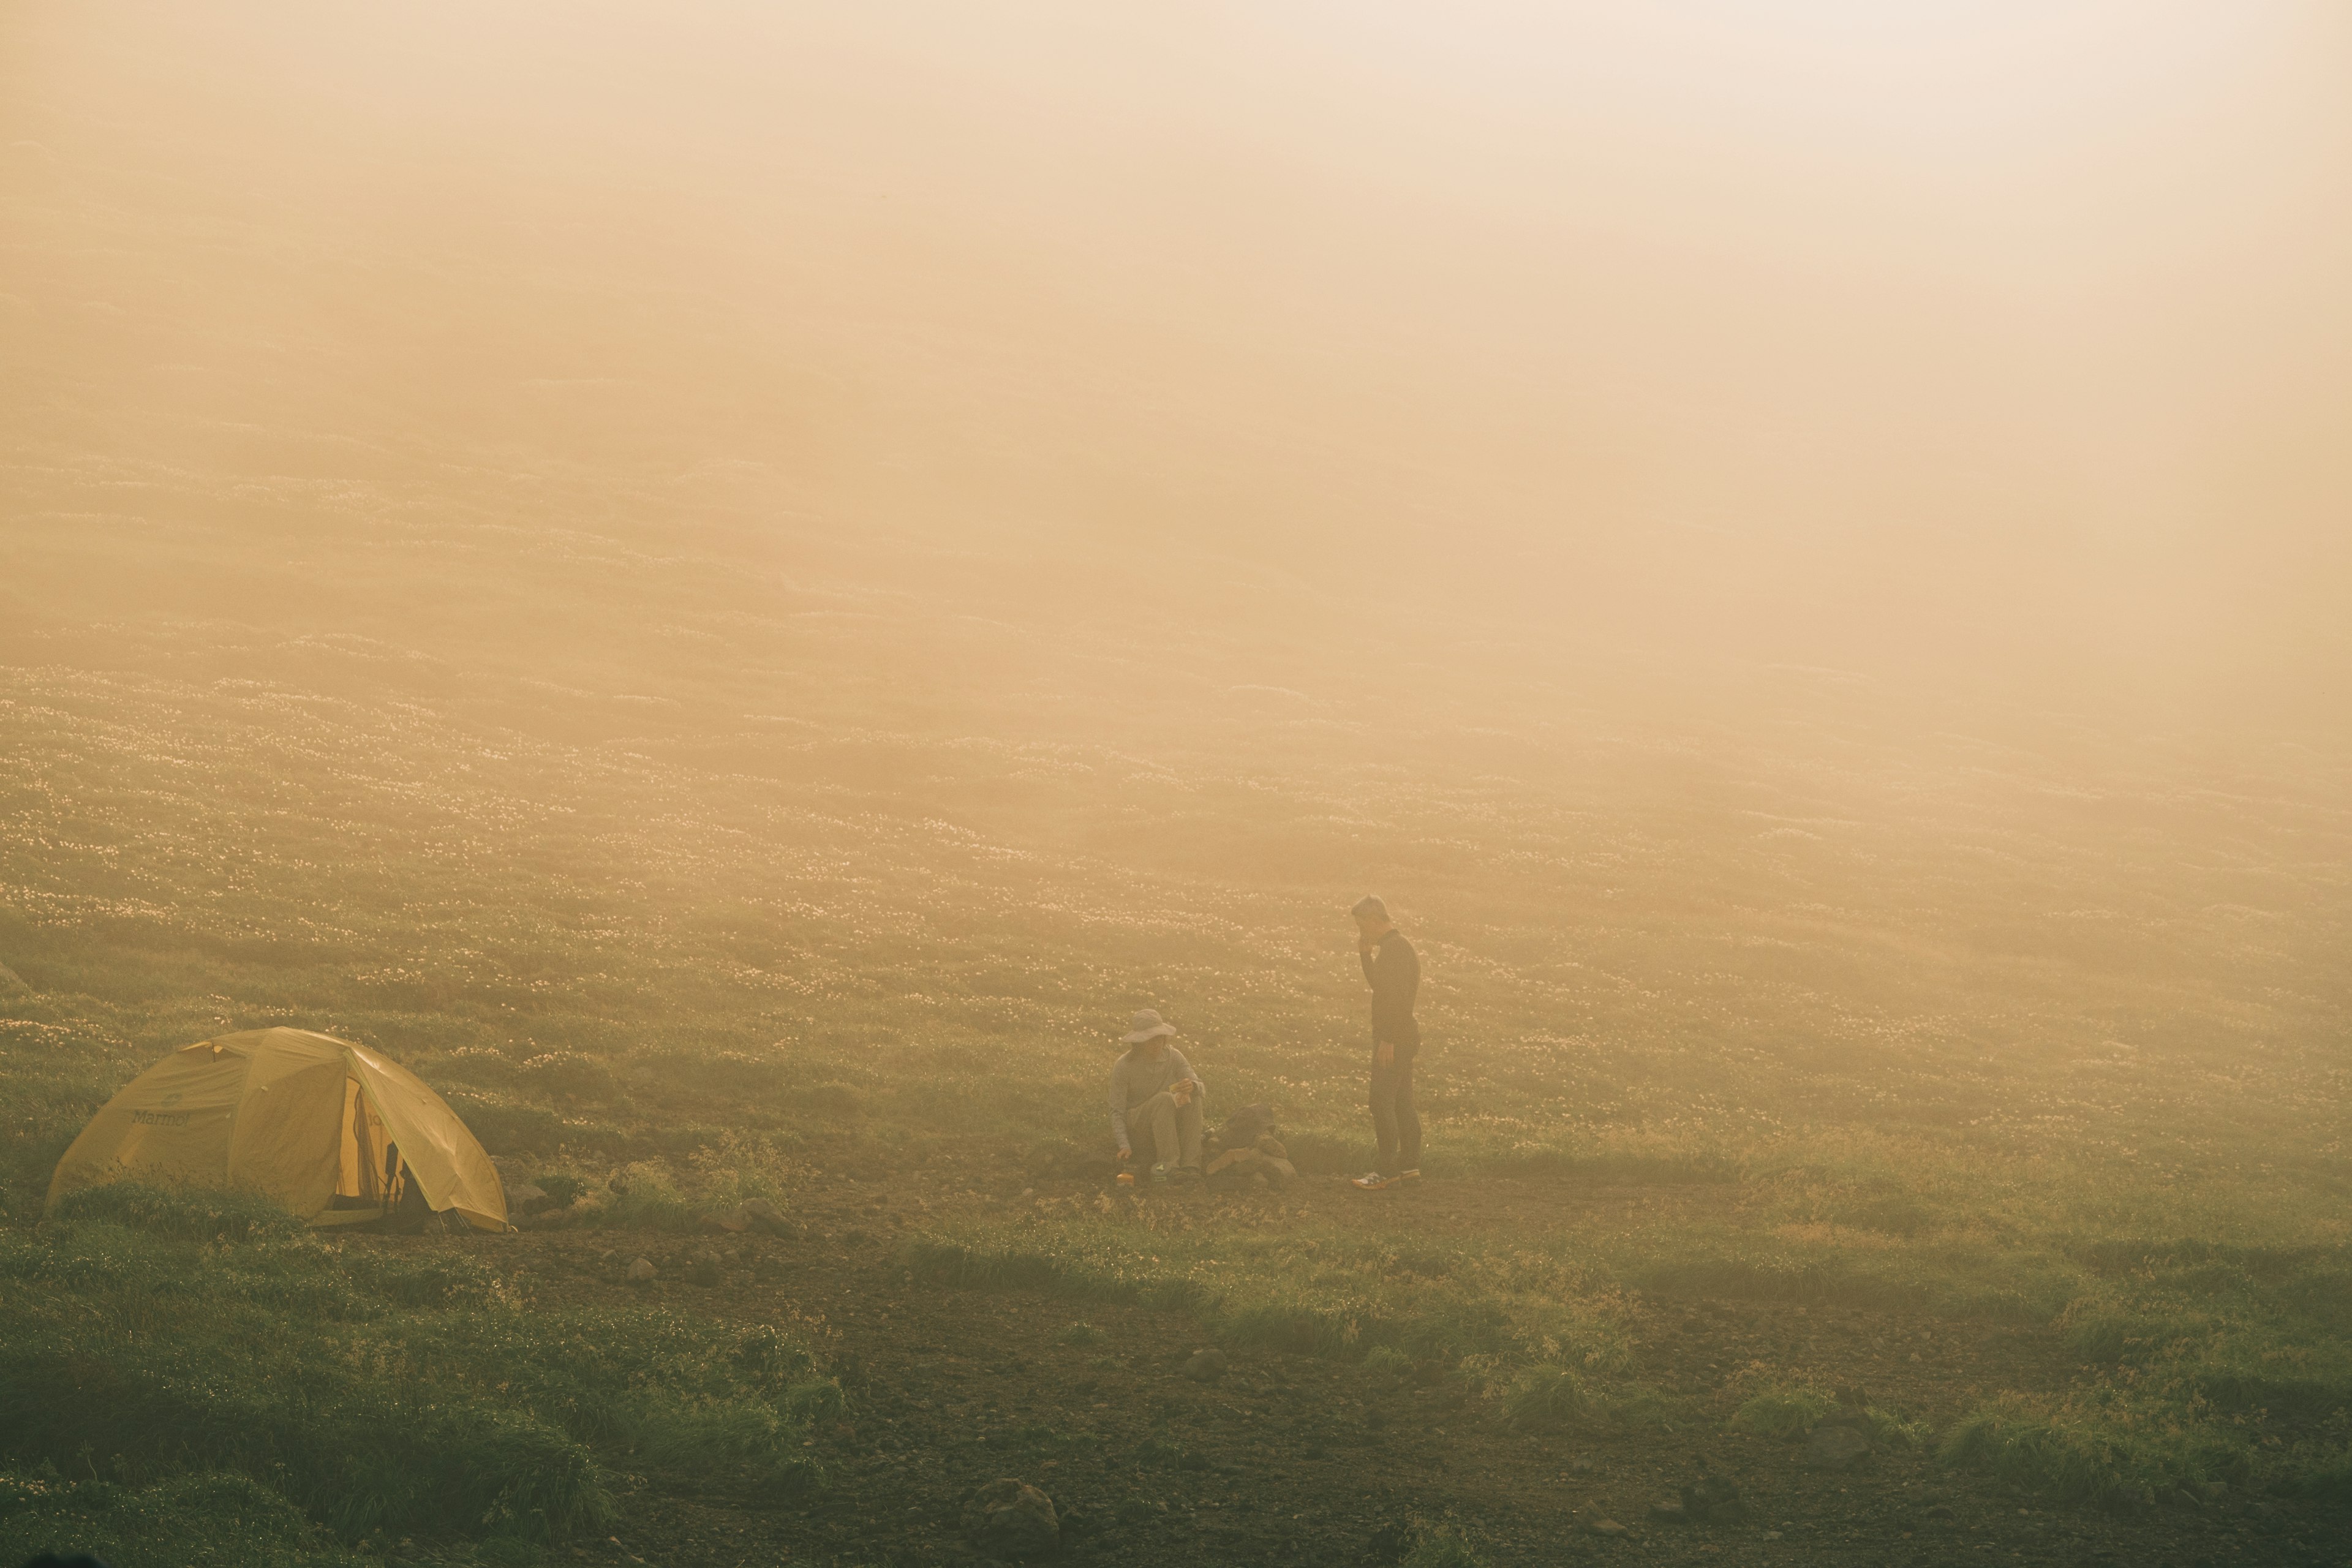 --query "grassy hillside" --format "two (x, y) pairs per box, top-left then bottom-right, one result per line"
(5, 9), (2350, 1561)
(4, 500), (2349, 1563)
